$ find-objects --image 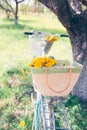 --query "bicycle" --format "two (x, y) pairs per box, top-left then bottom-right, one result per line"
(24, 30), (82, 130)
